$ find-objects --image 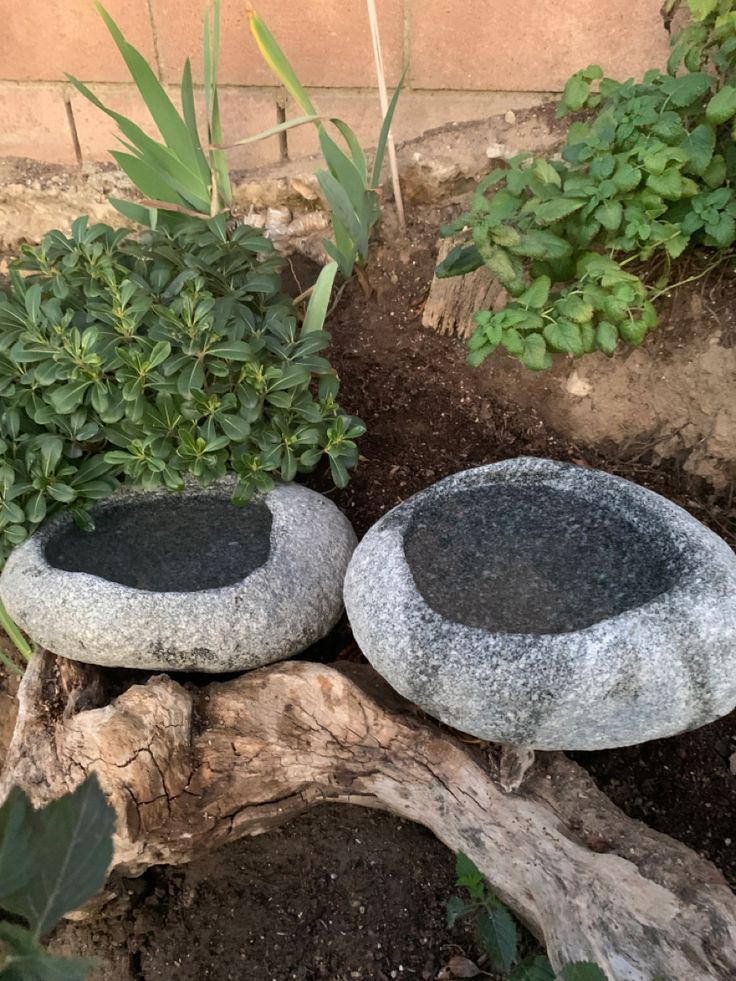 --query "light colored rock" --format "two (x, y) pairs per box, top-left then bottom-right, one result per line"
(0, 479), (356, 673)
(565, 370), (592, 397)
(344, 457), (736, 751)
